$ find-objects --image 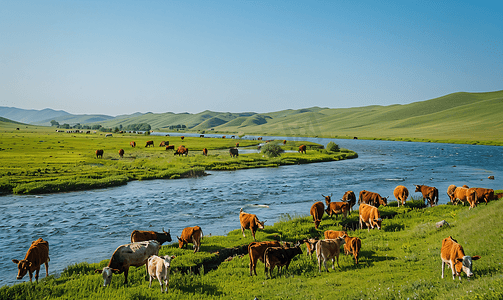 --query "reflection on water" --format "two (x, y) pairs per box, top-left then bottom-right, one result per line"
(1, 137), (501, 286)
